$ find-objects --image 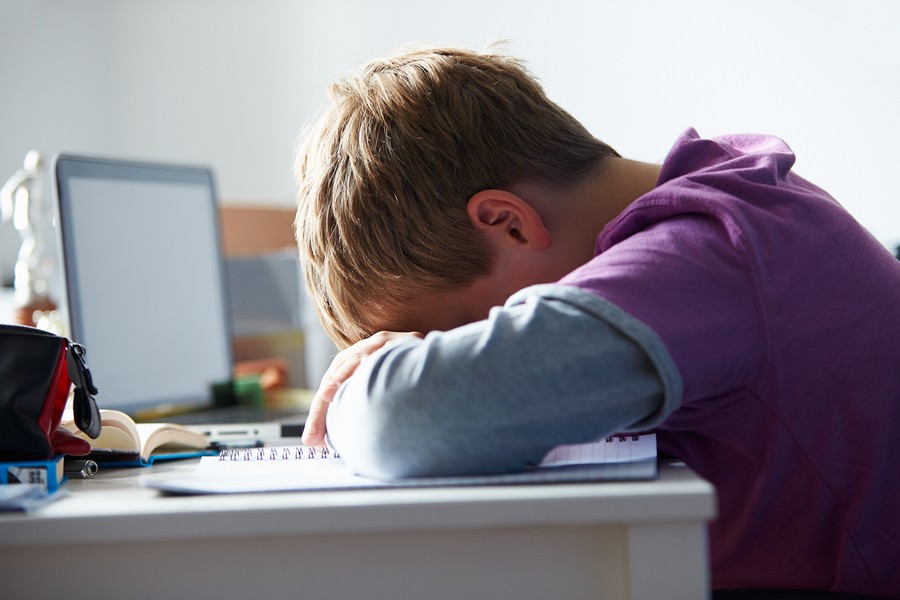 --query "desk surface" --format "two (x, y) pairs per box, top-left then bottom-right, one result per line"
(0, 458), (714, 546)
(0, 458), (715, 600)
